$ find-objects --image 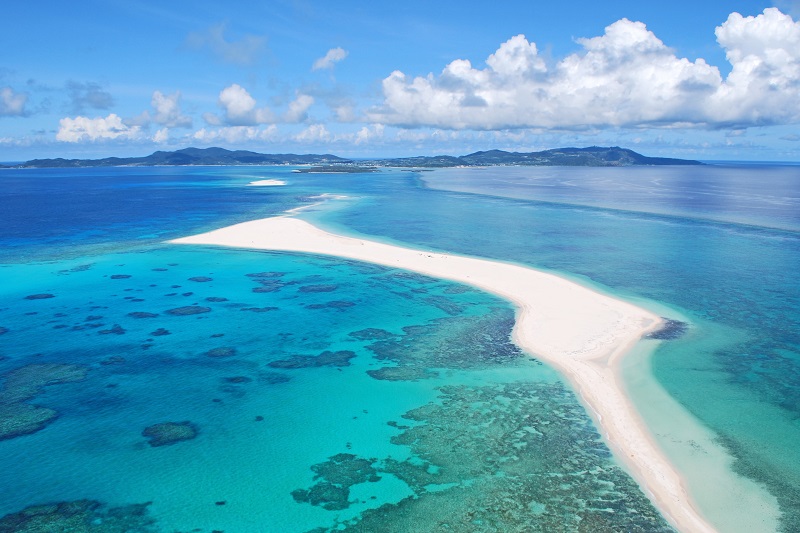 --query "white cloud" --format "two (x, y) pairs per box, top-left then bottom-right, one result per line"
(56, 114), (141, 142)
(371, 8), (800, 131)
(312, 47), (348, 71)
(354, 124), (384, 145)
(186, 22), (266, 66)
(153, 127), (170, 143)
(150, 90), (192, 128)
(217, 84), (274, 125)
(294, 124), (332, 143)
(1, 86), (27, 116)
(193, 125), (278, 143)
(284, 93), (314, 123)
